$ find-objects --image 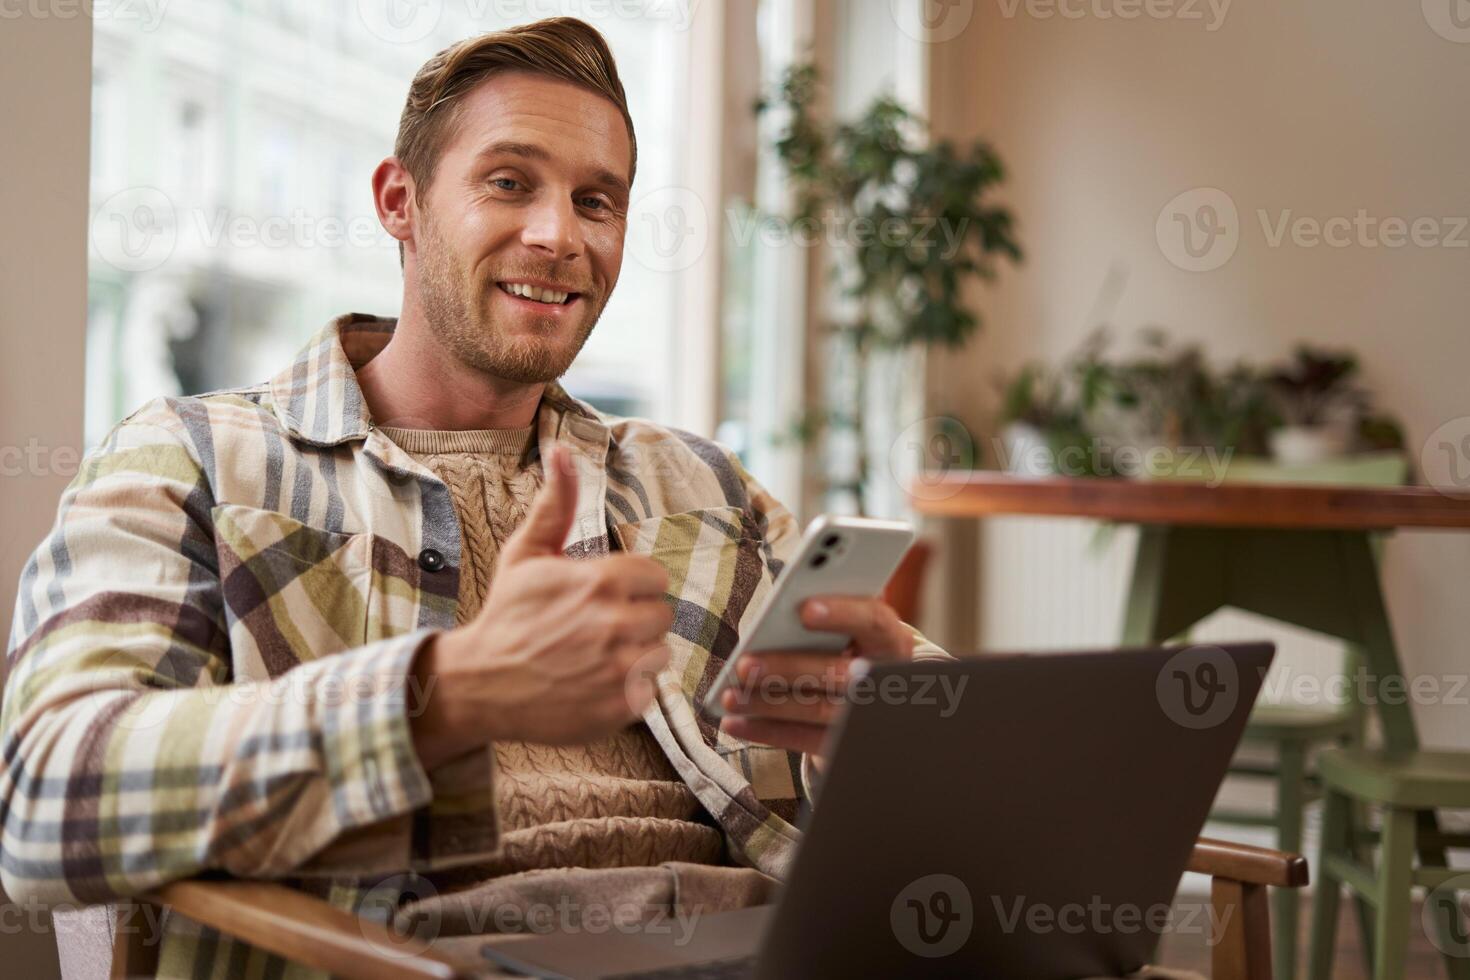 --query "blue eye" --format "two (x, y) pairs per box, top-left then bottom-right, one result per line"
(579, 196), (606, 210)
(492, 177), (520, 191)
